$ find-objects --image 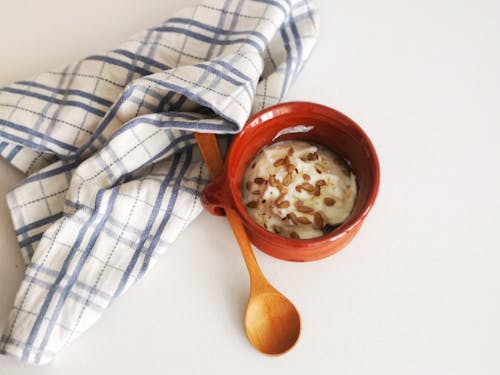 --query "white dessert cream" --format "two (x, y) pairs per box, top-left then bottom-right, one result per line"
(242, 140), (357, 239)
